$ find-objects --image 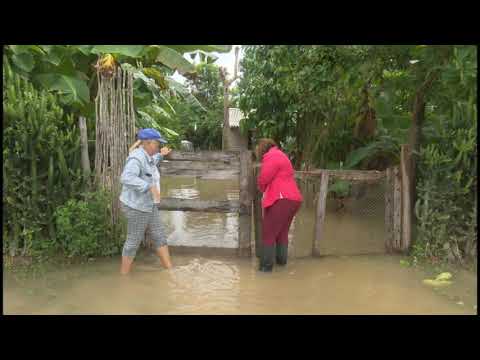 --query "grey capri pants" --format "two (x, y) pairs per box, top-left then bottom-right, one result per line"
(121, 203), (168, 257)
